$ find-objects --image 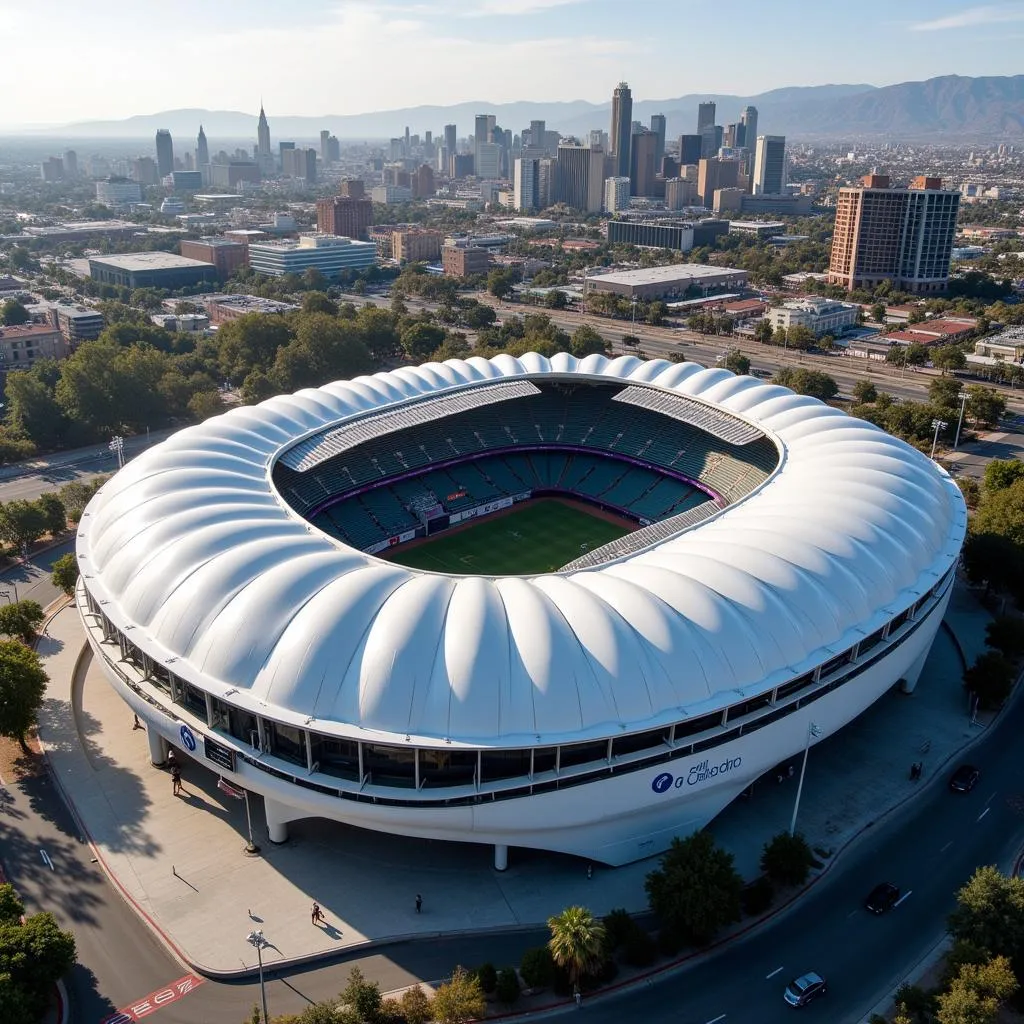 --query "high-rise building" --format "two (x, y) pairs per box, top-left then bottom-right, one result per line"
(738, 106), (758, 150)
(316, 195), (374, 239)
(132, 157), (159, 185)
(283, 147), (317, 182)
(629, 130), (658, 198)
(603, 176), (630, 213)
(827, 174), (961, 295)
(474, 113), (496, 173)
(476, 143), (502, 179)
(554, 142), (604, 213)
(723, 124), (737, 149)
(528, 120), (547, 151)
(320, 130), (331, 161)
(697, 101), (716, 132)
(196, 126), (209, 168)
(650, 114), (667, 166)
(753, 135), (787, 195)
(413, 163), (436, 199)
(444, 123), (457, 165)
(661, 156), (680, 180)
(610, 82), (633, 179)
(697, 157), (739, 207)
(664, 177), (696, 210)
(63, 150), (78, 178)
(701, 124), (723, 159)
(679, 135), (702, 166)
(155, 129), (174, 178)
(514, 157), (542, 211)
(339, 179), (365, 199)
(40, 157), (64, 182)
(257, 104), (272, 172)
